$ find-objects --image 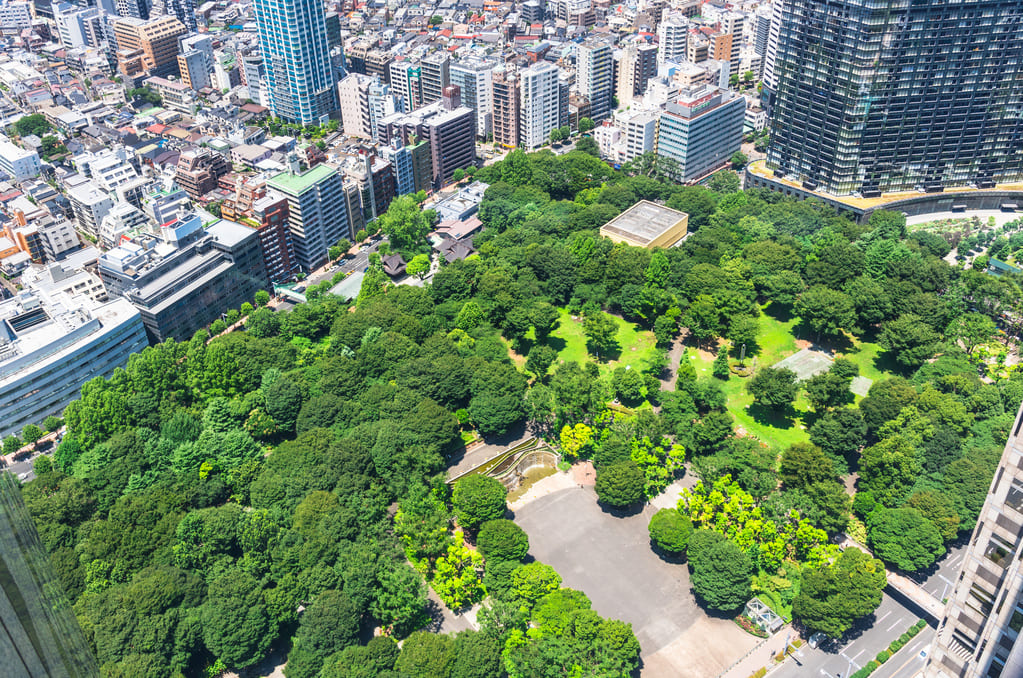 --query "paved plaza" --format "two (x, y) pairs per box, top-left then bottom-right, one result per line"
(513, 482), (758, 677)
